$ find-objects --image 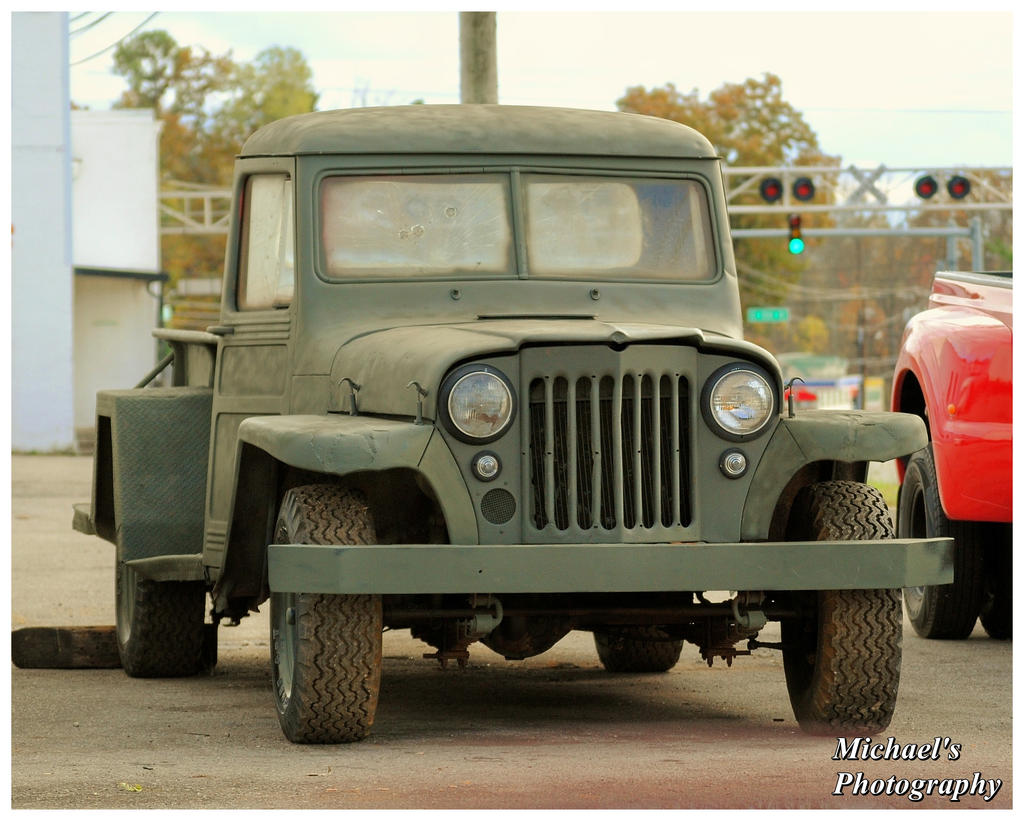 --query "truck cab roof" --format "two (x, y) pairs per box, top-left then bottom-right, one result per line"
(239, 104), (719, 160)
